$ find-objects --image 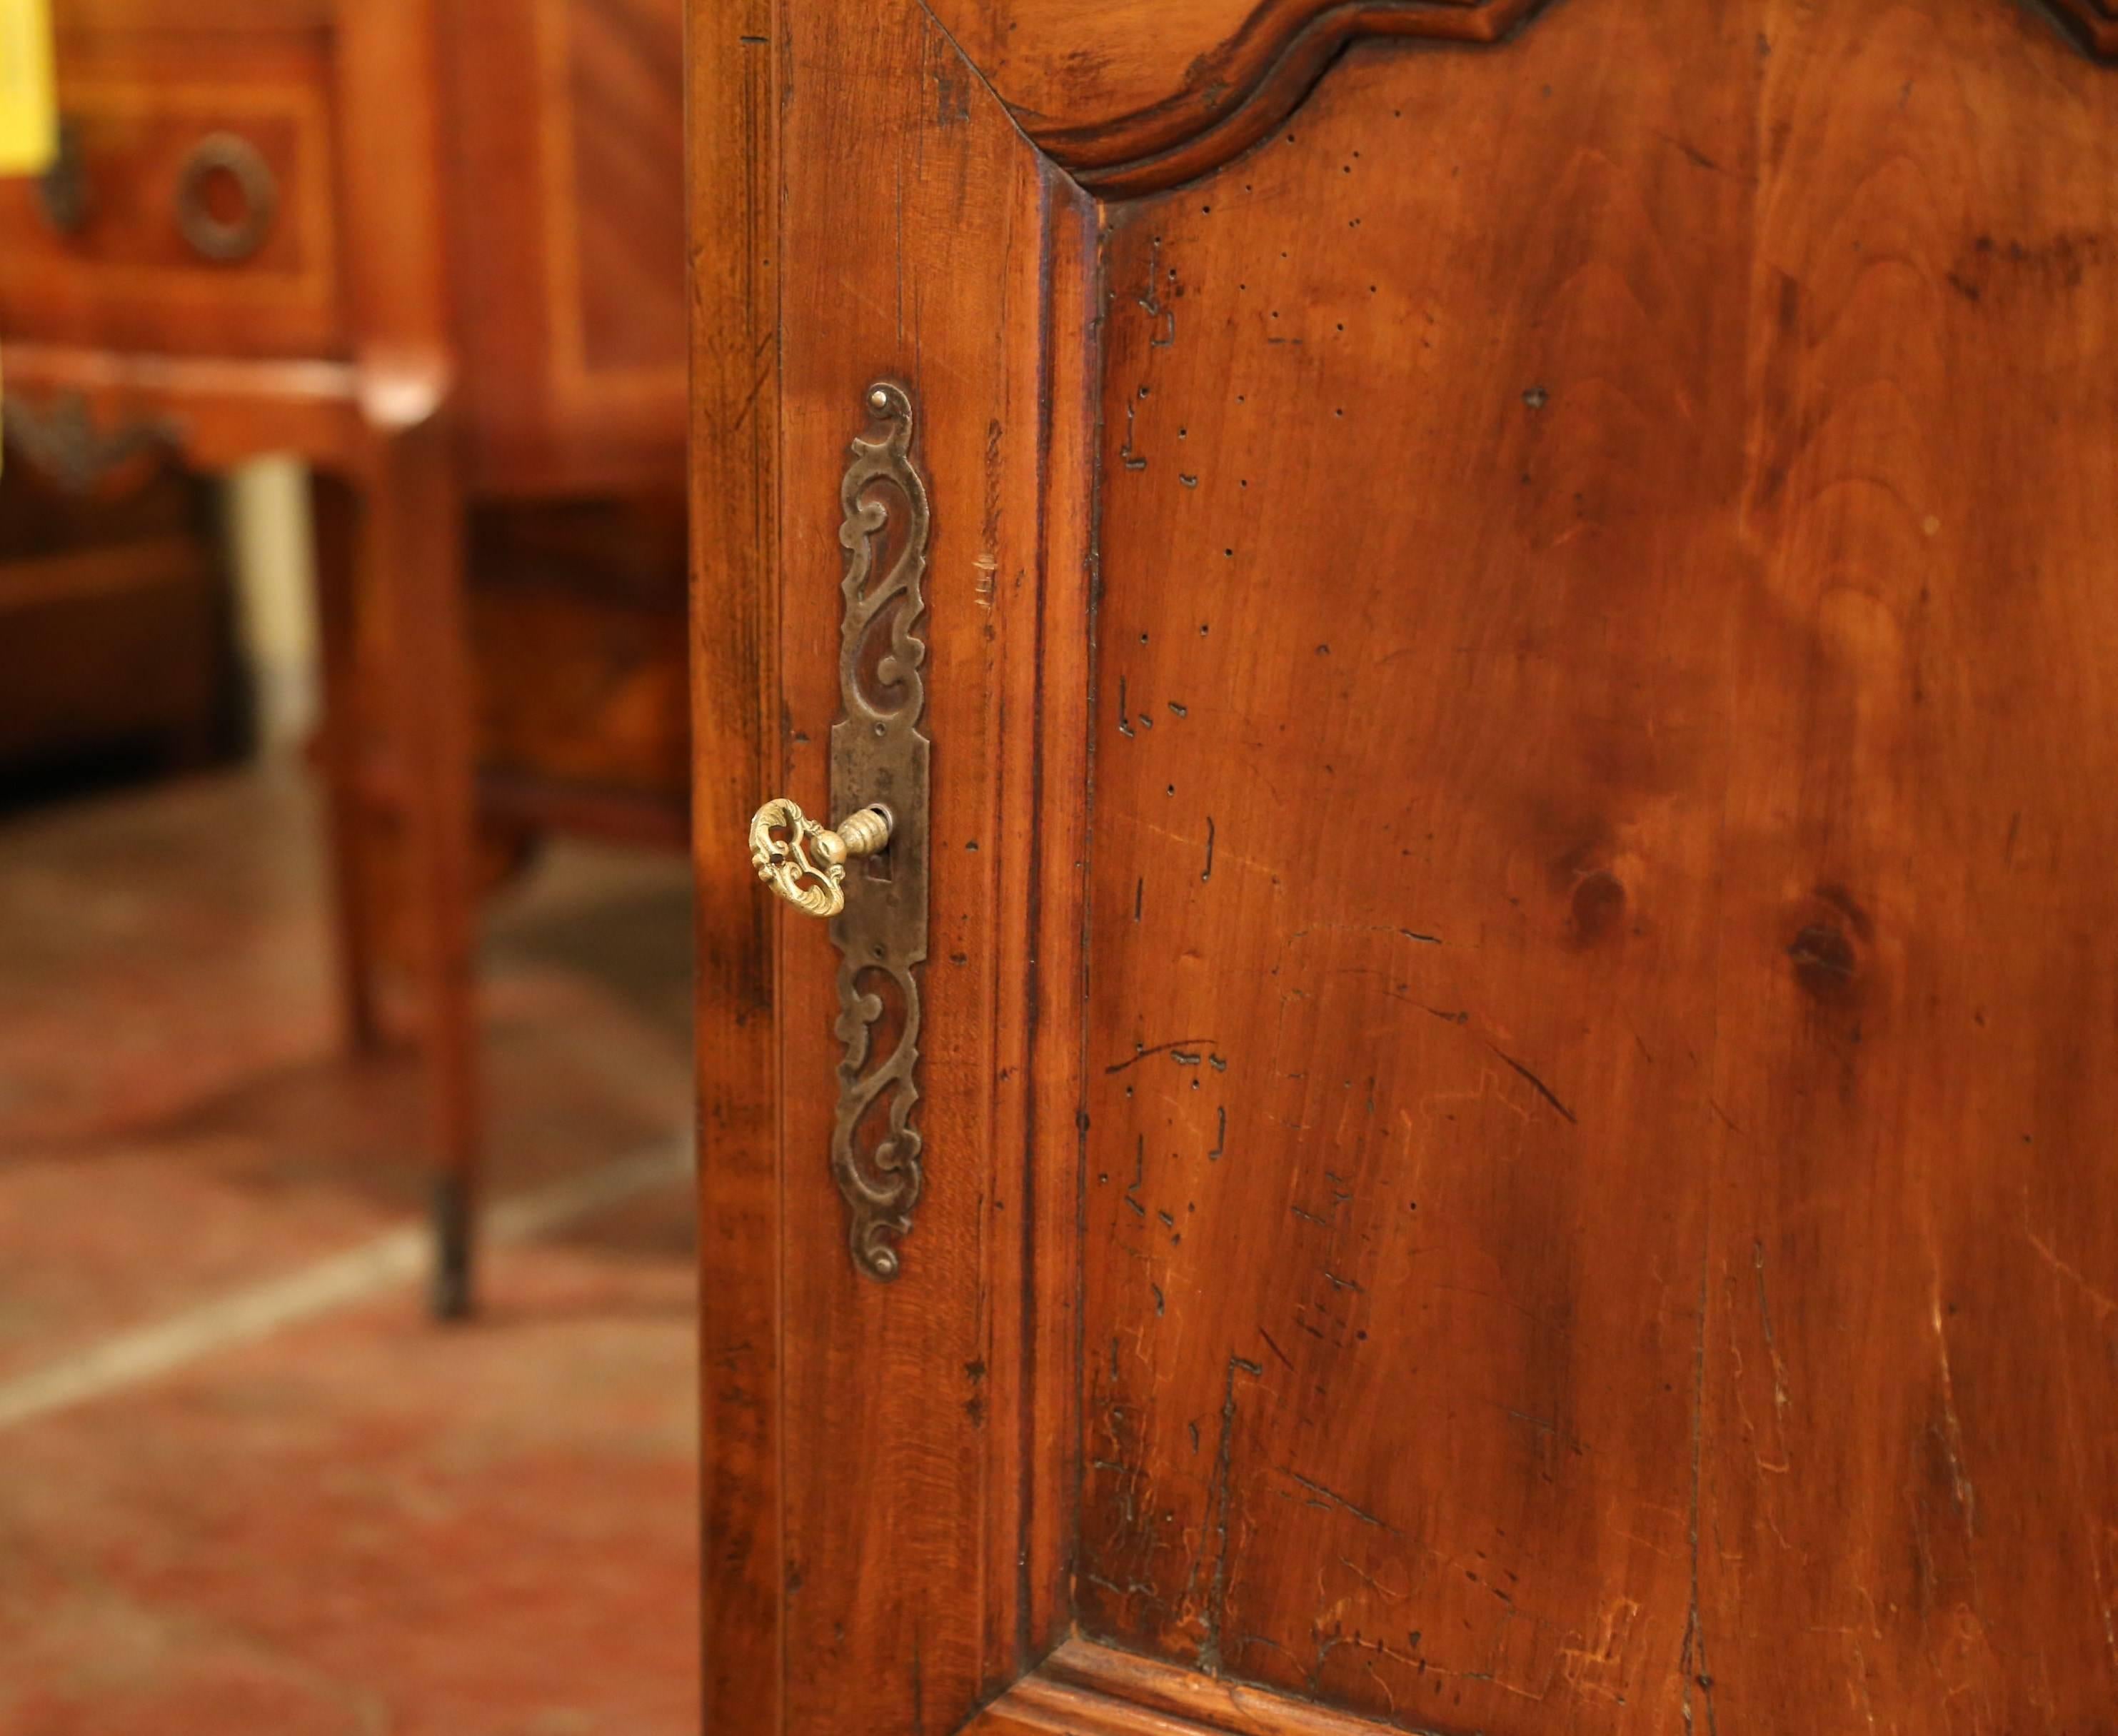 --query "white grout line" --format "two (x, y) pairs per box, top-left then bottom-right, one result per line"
(0, 1133), (694, 1435)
